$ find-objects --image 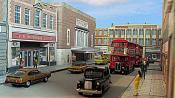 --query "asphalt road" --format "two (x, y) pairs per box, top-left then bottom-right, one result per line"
(0, 67), (138, 98)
